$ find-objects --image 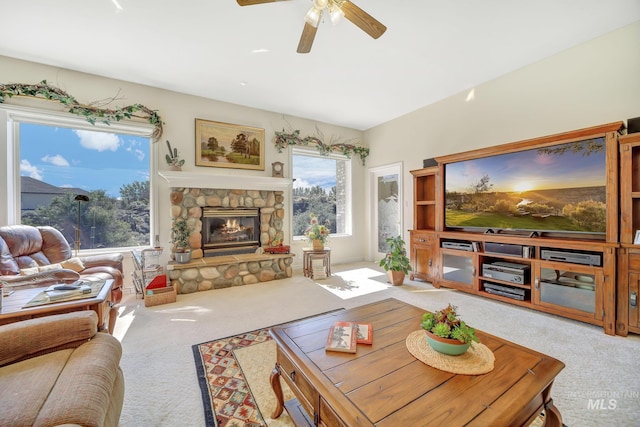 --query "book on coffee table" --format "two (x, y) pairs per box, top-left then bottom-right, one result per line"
(354, 323), (373, 345)
(326, 322), (357, 353)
